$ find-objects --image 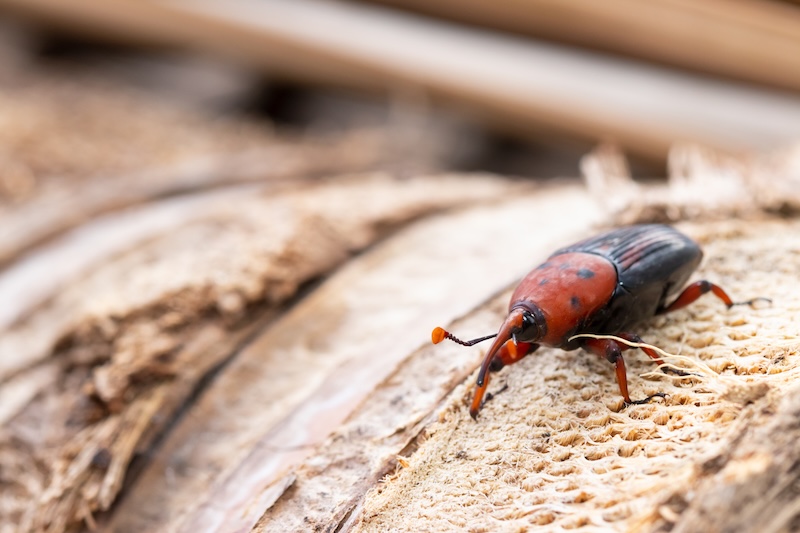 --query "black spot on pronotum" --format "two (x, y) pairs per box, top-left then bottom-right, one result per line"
(570, 296), (581, 309)
(577, 268), (595, 279)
